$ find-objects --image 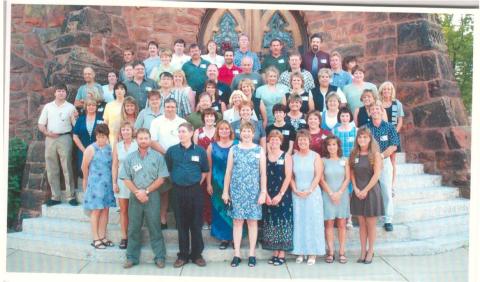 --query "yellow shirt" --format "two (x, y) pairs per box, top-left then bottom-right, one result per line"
(103, 100), (123, 145)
